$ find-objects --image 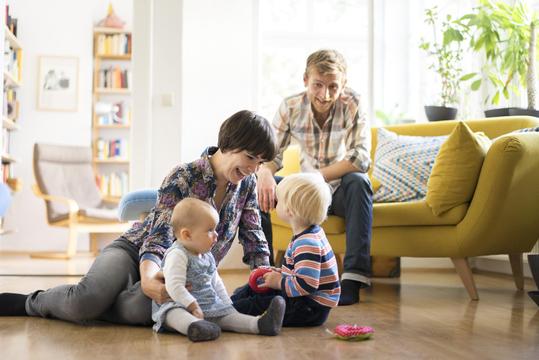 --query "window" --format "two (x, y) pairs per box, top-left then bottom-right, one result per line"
(256, 0), (370, 121)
